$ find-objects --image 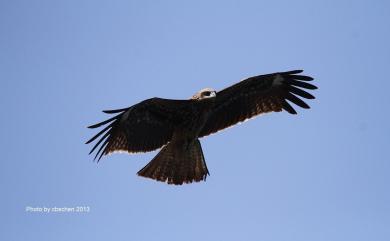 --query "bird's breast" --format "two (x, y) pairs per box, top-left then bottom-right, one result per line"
(173, 101), (214, 140)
